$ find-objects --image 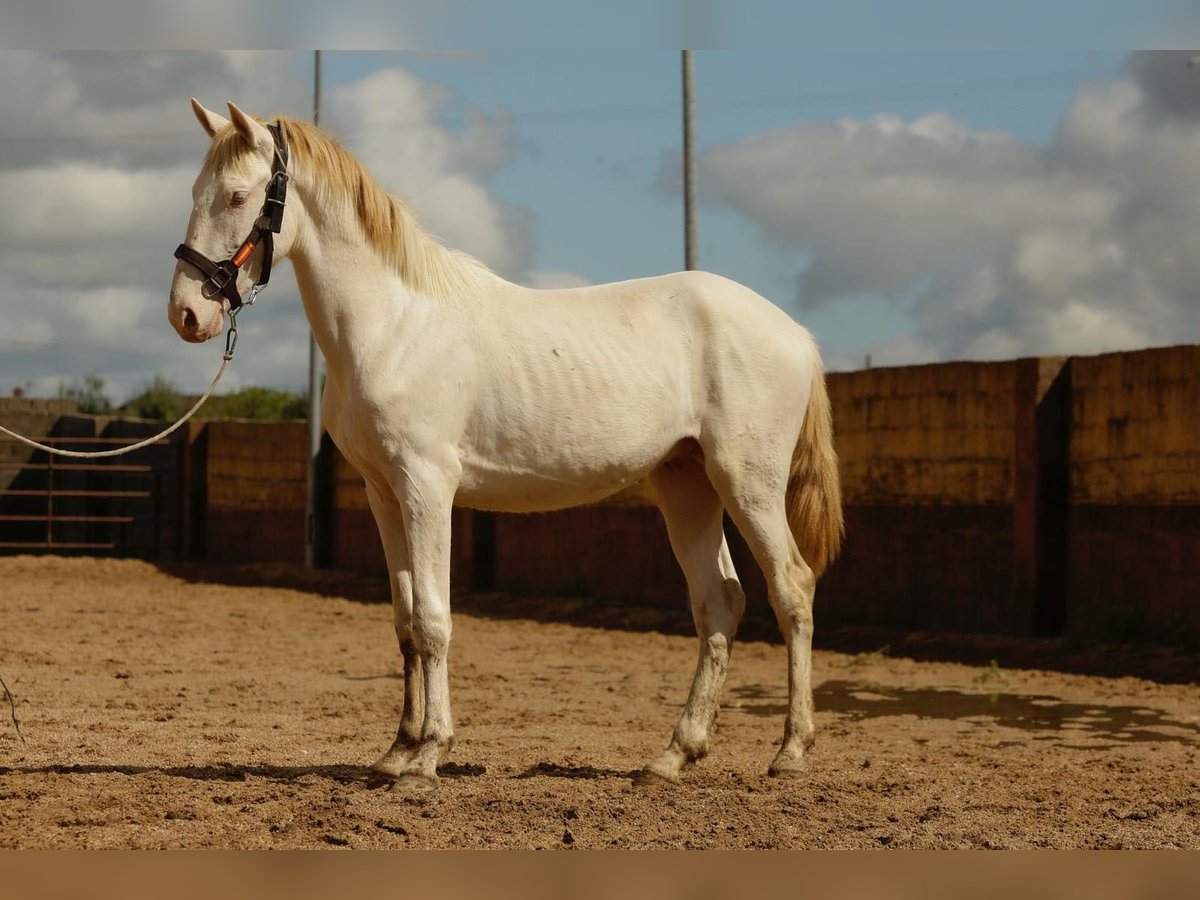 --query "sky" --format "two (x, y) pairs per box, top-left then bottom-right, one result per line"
(2, 8), (1200, 402)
